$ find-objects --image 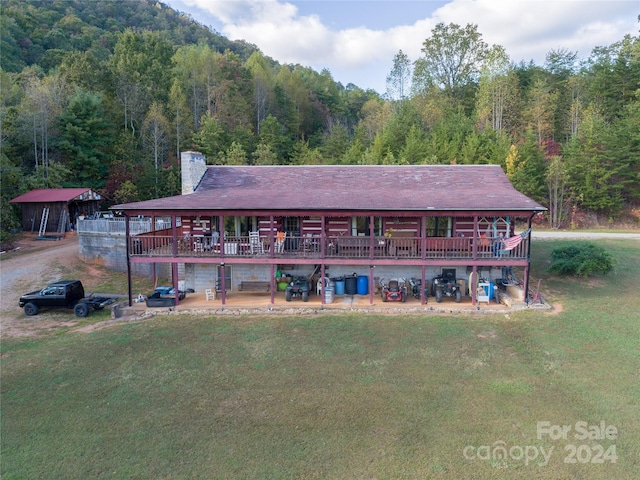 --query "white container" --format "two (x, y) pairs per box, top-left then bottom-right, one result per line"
(324, 286), (334, 304)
